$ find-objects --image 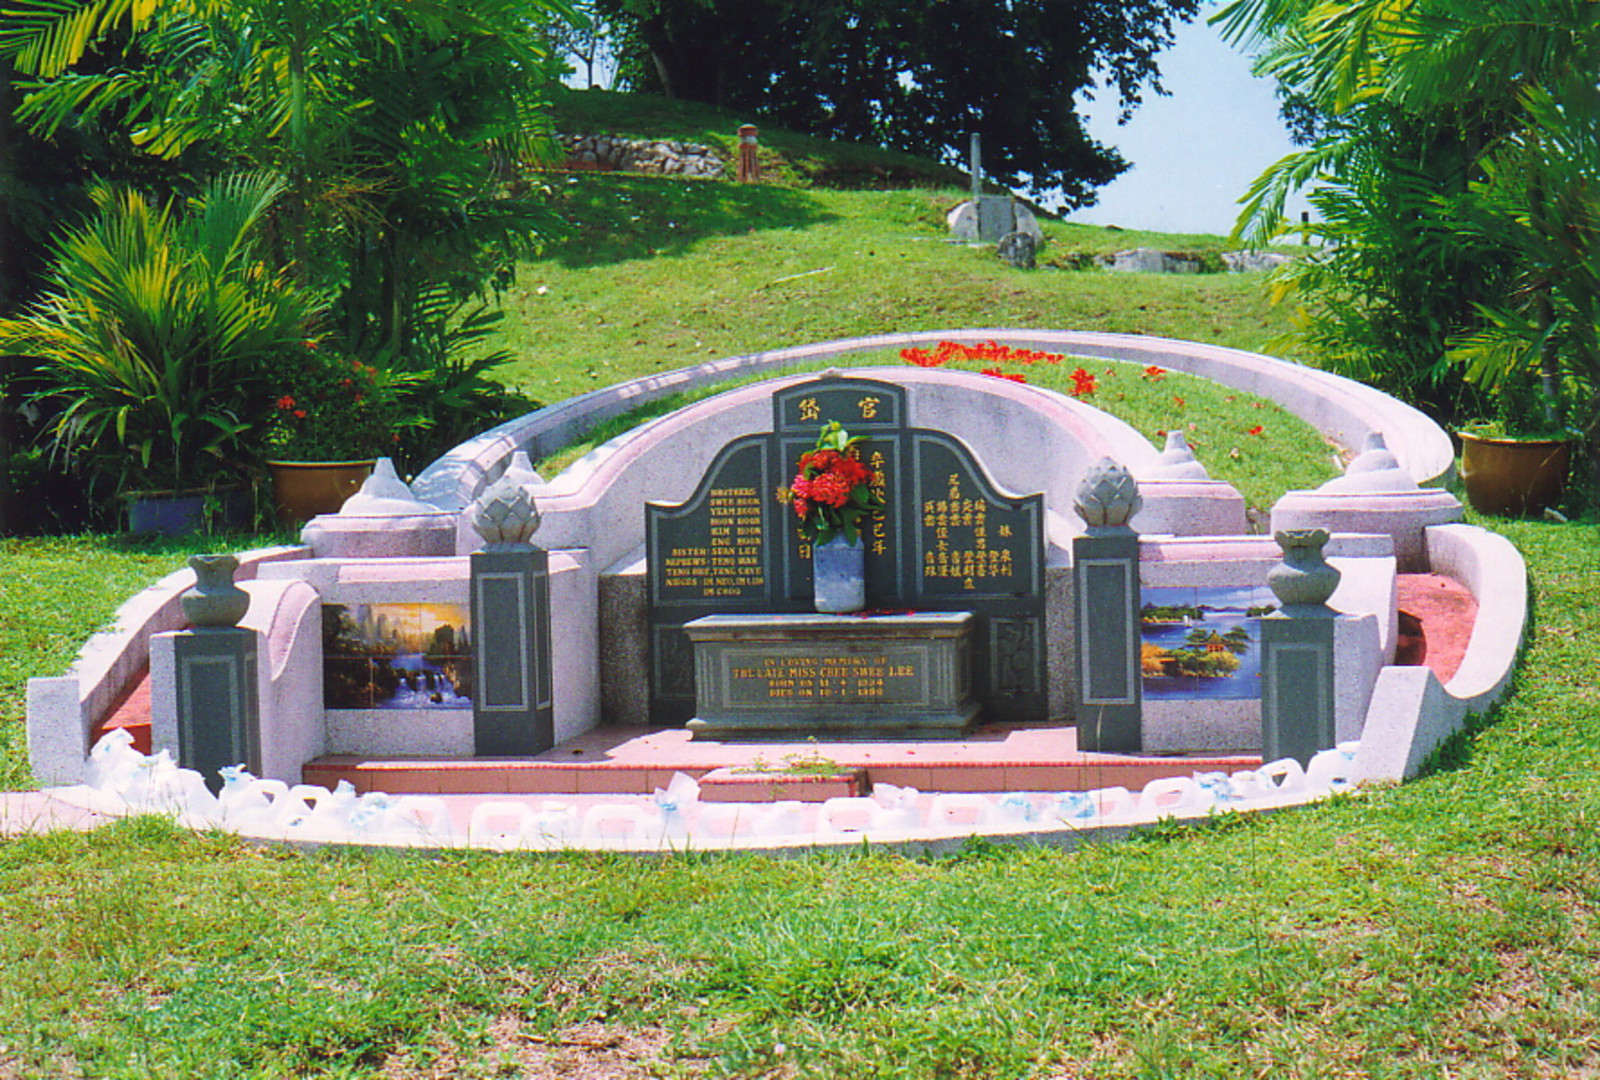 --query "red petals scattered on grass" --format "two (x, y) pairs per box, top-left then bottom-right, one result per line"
(901, 340), (1067, 370)
(1246, 424), (1265, 436)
